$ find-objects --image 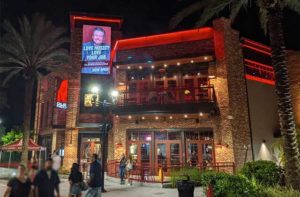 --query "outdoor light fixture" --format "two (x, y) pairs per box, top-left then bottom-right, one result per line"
(164, 64), (167, 68)
(197, 72), (201, 76)
(184, 114), (188, 118)
(199, 112), (203, 116)
(127, 66), (131, 69)
(111, 90), (119, 98)
(128, 115), (132, 119)
(151, 65), (155, 69)
(208, 75), (216, 79)
(91, 86), (100, 94)
(116, 65), (120, 69)
(177, 62), (181, 66)
(142, 116), (145, 120)
(190, 60), (194, 63)
(169, 116), (173, 120)
(204, 56), (208, 60)
(139, 66), (142, 69)
(115, 115), (119, 118)
(155, 116), (159, 120)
